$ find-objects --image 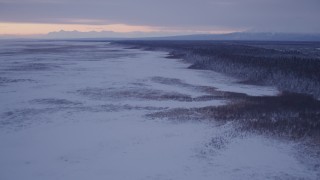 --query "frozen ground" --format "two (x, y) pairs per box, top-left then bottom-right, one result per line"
(0, 40), (318, 180)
